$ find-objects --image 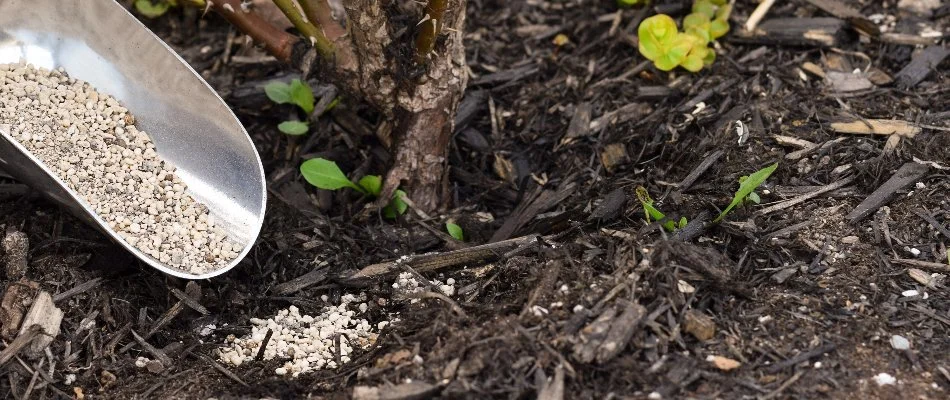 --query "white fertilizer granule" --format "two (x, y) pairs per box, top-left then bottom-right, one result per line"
(217, 294), (379, 377)
(0, 62), (239, 274)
